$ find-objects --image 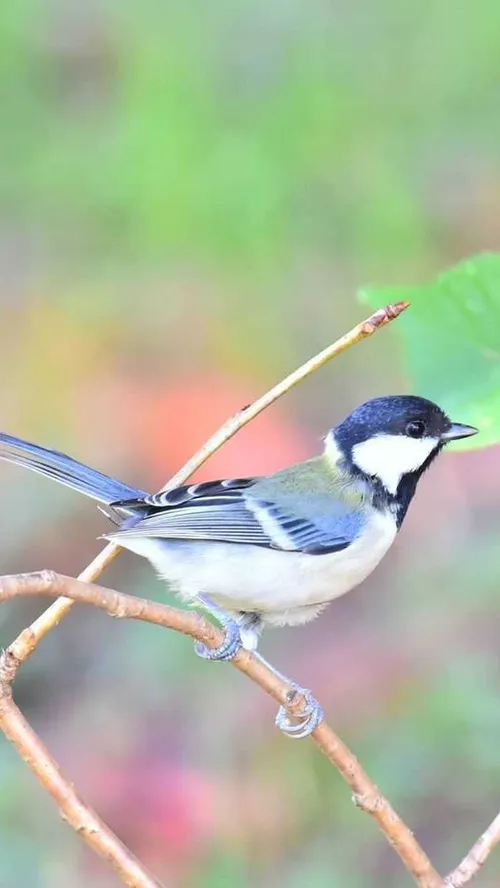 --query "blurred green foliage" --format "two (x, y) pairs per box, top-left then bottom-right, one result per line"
(362, 254), (500, 448)
(1, 0), (500, 886)
(2, 0), (500, 278)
